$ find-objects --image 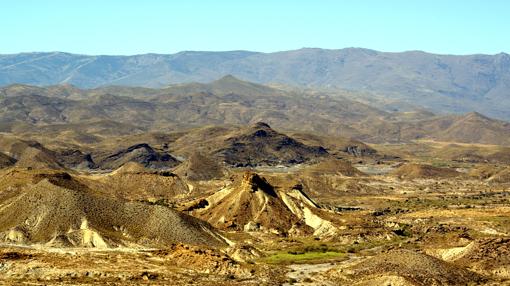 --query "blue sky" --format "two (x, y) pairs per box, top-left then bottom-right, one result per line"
(1, 0), (508, 55)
